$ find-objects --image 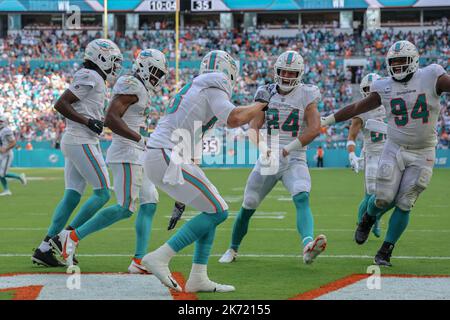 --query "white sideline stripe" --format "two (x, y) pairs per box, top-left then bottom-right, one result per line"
(2, 227), (450, 233)
(2, 253), (450, 260)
